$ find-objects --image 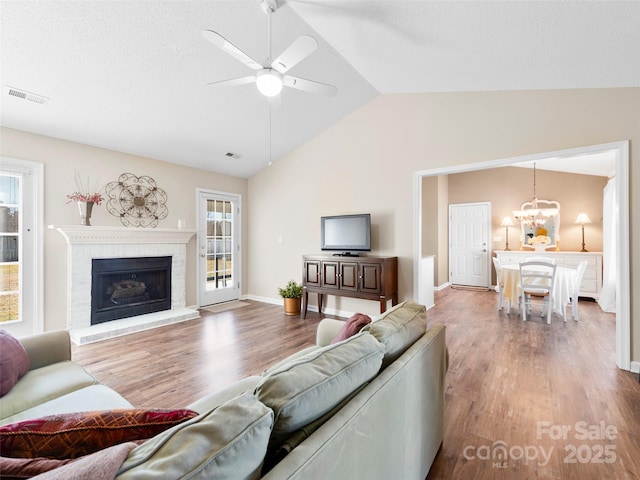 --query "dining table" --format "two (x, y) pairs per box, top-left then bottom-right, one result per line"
(500, 263), (578, 318)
